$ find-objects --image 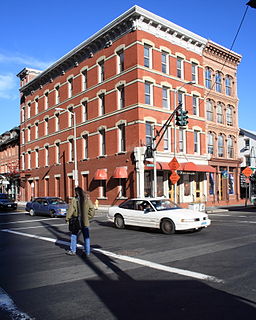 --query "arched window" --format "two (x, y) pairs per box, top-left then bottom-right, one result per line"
(206, 100), (213, 121)
(225, 76), (232, 96)
(226, 105), (233, 126)
(217, 103), (223, 124)
(205, 67), (212, 89)
(227, 136), (234, 158)
(218, 135), (224, 157)
(208, 133), (214, 154)
(215, 72), (222, 93)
